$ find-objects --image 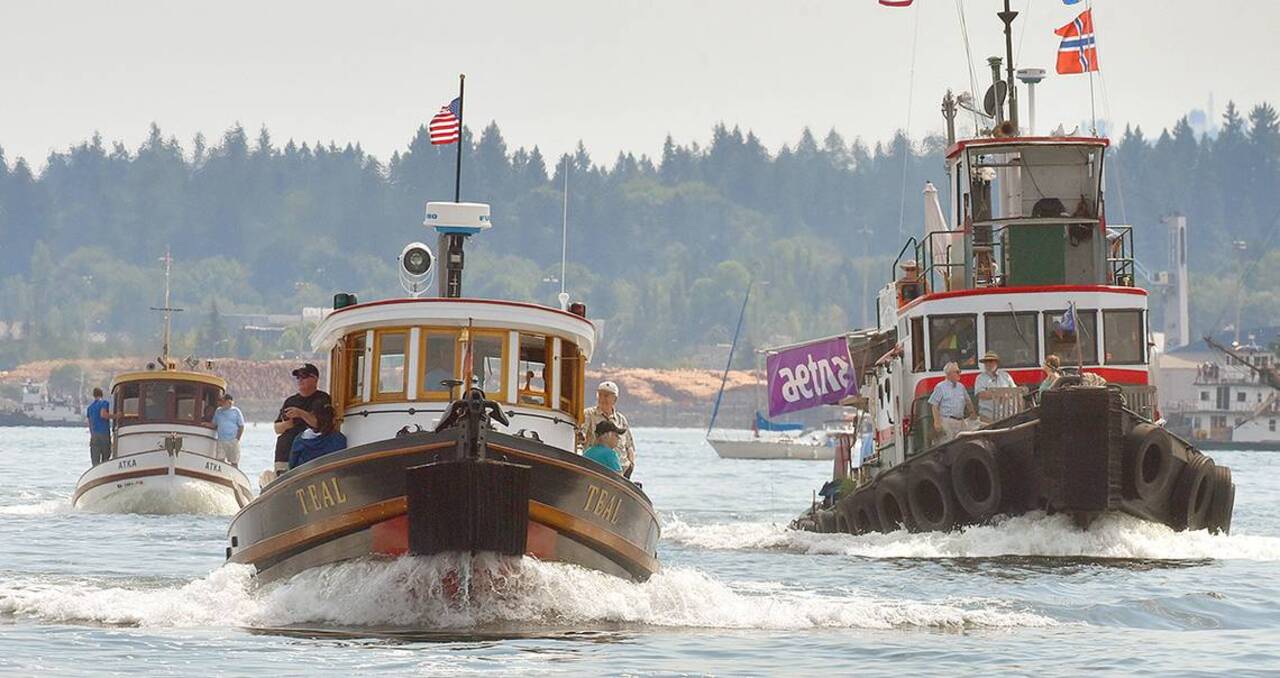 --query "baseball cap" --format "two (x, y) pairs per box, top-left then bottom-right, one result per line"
(595, 419), (627, 437)
(220, 393), (234, 402)
(292, 363), (320, 378)
(597, 380), (619, 395)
